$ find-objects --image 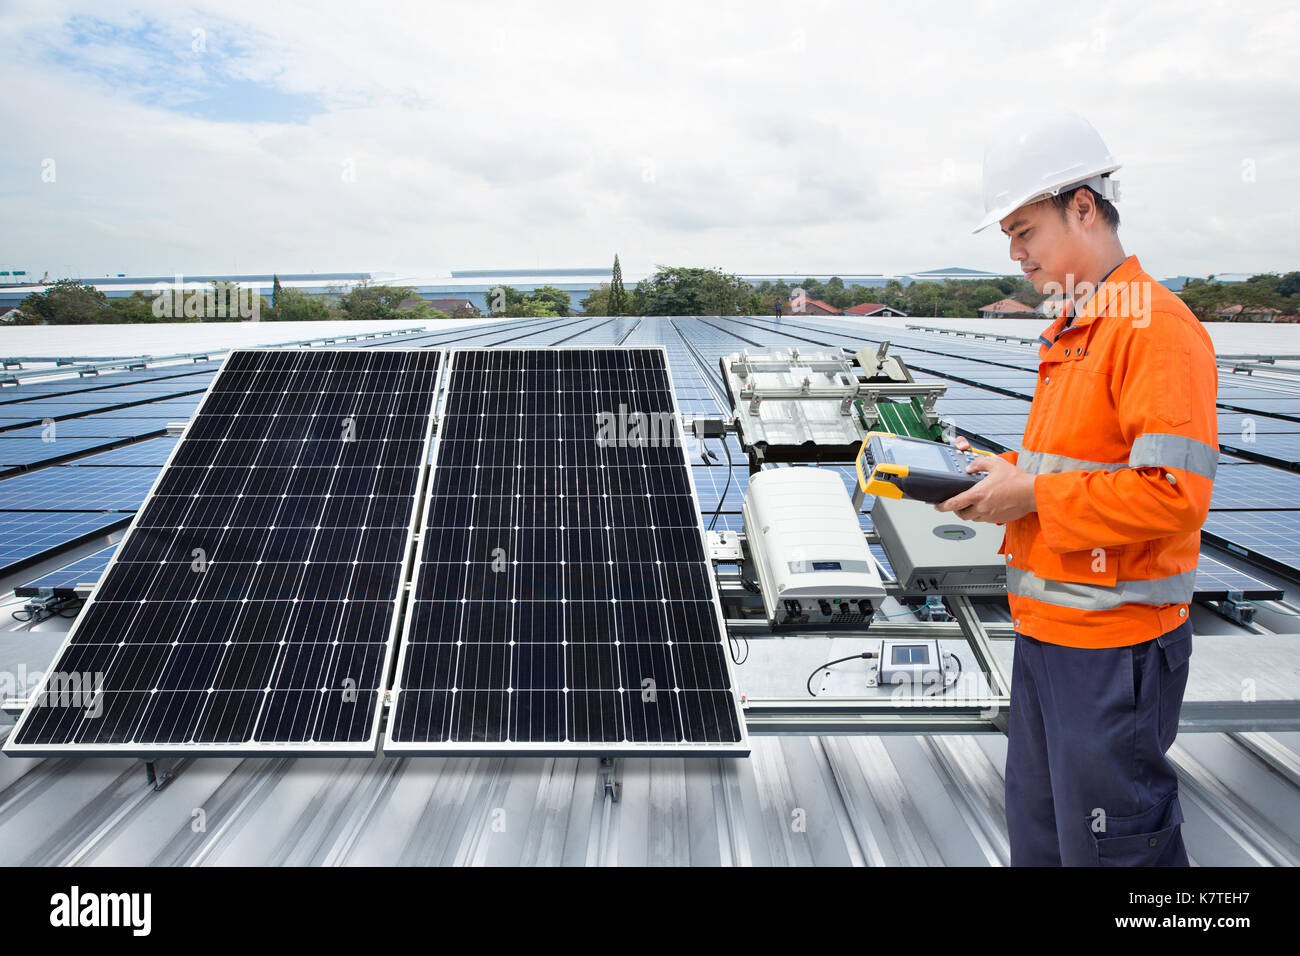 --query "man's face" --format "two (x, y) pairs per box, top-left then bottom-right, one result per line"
(999, 200), (1077, 293)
